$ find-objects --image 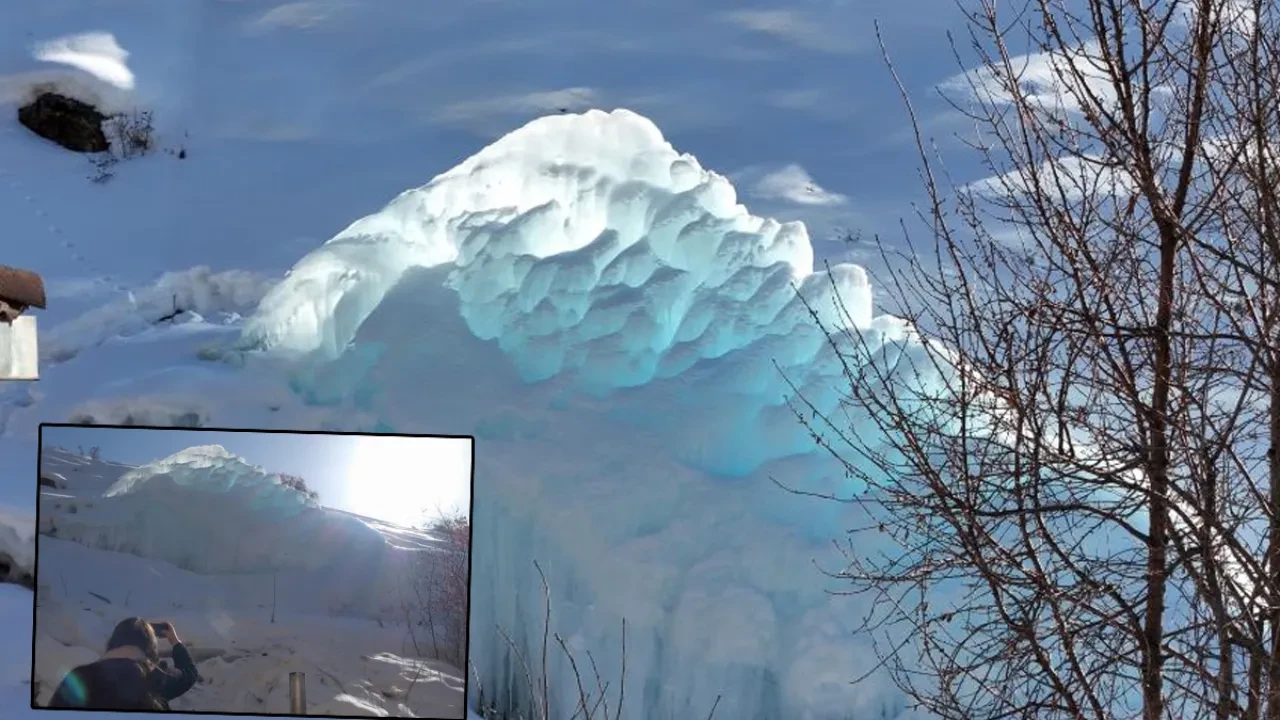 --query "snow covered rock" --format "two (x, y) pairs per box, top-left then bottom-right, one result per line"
(17, 92), (109, 152)
(241, 108), (874, 372)
(232, 108), (923, 719)
(0, 514), (34, 590)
